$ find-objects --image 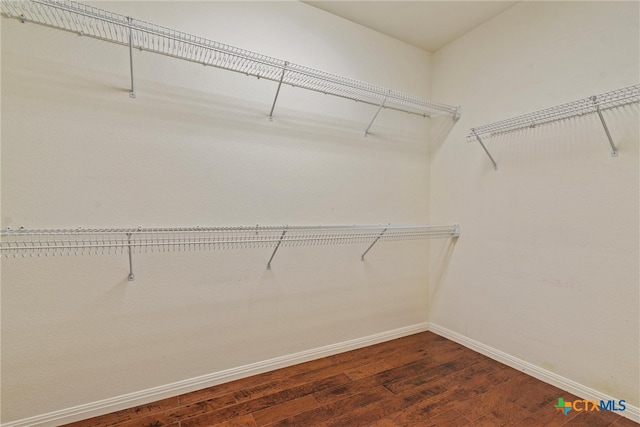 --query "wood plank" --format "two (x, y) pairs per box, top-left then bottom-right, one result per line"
(233, 373), (351, 404)
(343, 359), (394, 381)
(251, 395), (318, 426)
(388, 357), (512, 424)
(265, 386), (394, 427)
(312, 388), (439, 427)
(112, 392), (237, 427)
(179, 374), (349, 427)
(420, 409), (471, 427)
(209, 415), (258, 427)
(382, 350), (479, 394)
(312, 376), (381, 406)
(558, 410), (620, 427)
(613, 416), (640, 426)
(367, 418), (401, 427)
